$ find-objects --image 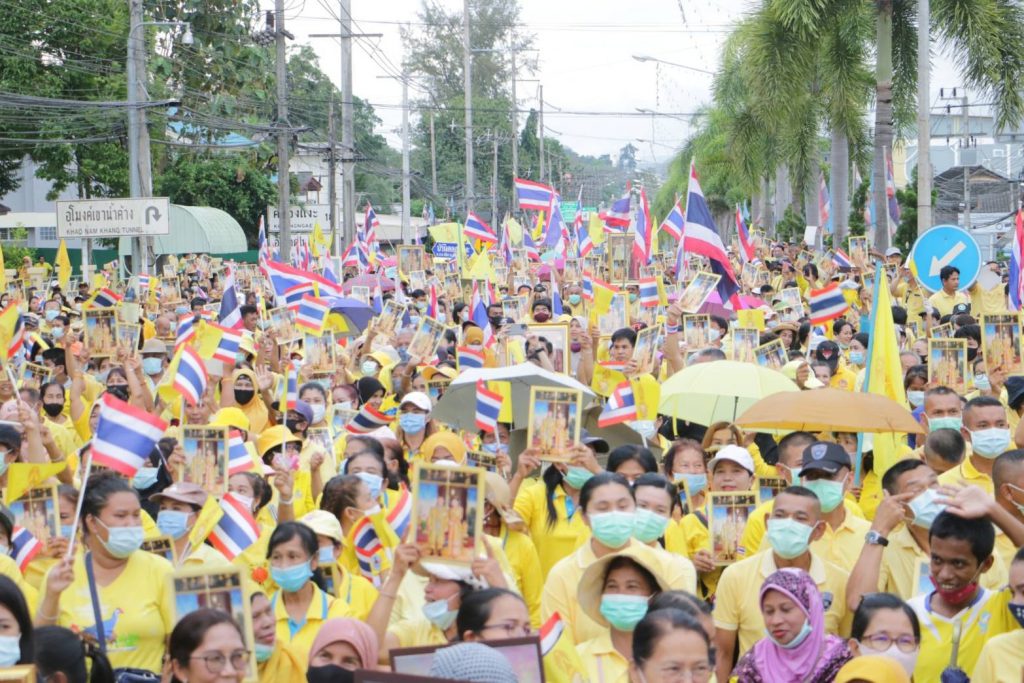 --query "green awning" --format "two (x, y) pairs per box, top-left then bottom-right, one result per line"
(118, 204), (248, 256)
